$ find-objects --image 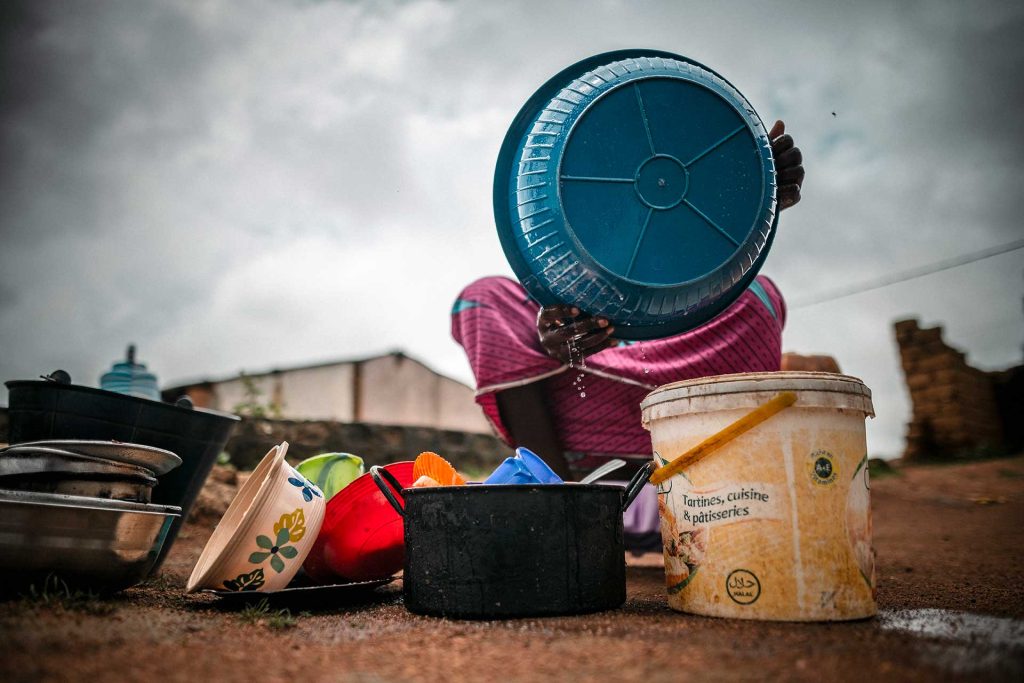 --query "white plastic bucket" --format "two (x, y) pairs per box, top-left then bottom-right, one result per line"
(641, 372), (876, 621)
